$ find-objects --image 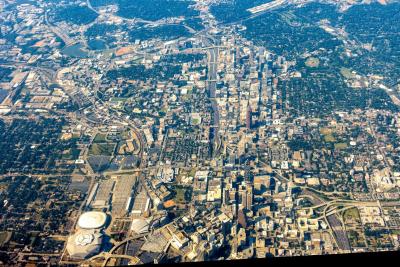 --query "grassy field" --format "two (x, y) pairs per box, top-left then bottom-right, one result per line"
(321, 128), (338, 142)
(188, 168), (196, 177)
(392, 229), (400, 234)
(343, 207), (361, 225)
(173, 186), (192, 204)
(93, 133), (108, 143)
(89, 143), (116, 156)
(191, 118), (201, 125)
(320, 127), (333, 135)
(61, 148), (81, 160)
(174, 188), (186, 203)
(334, 142), (348, 150)
(324, 134), (336, 142)
(340, 67), (356, 79)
